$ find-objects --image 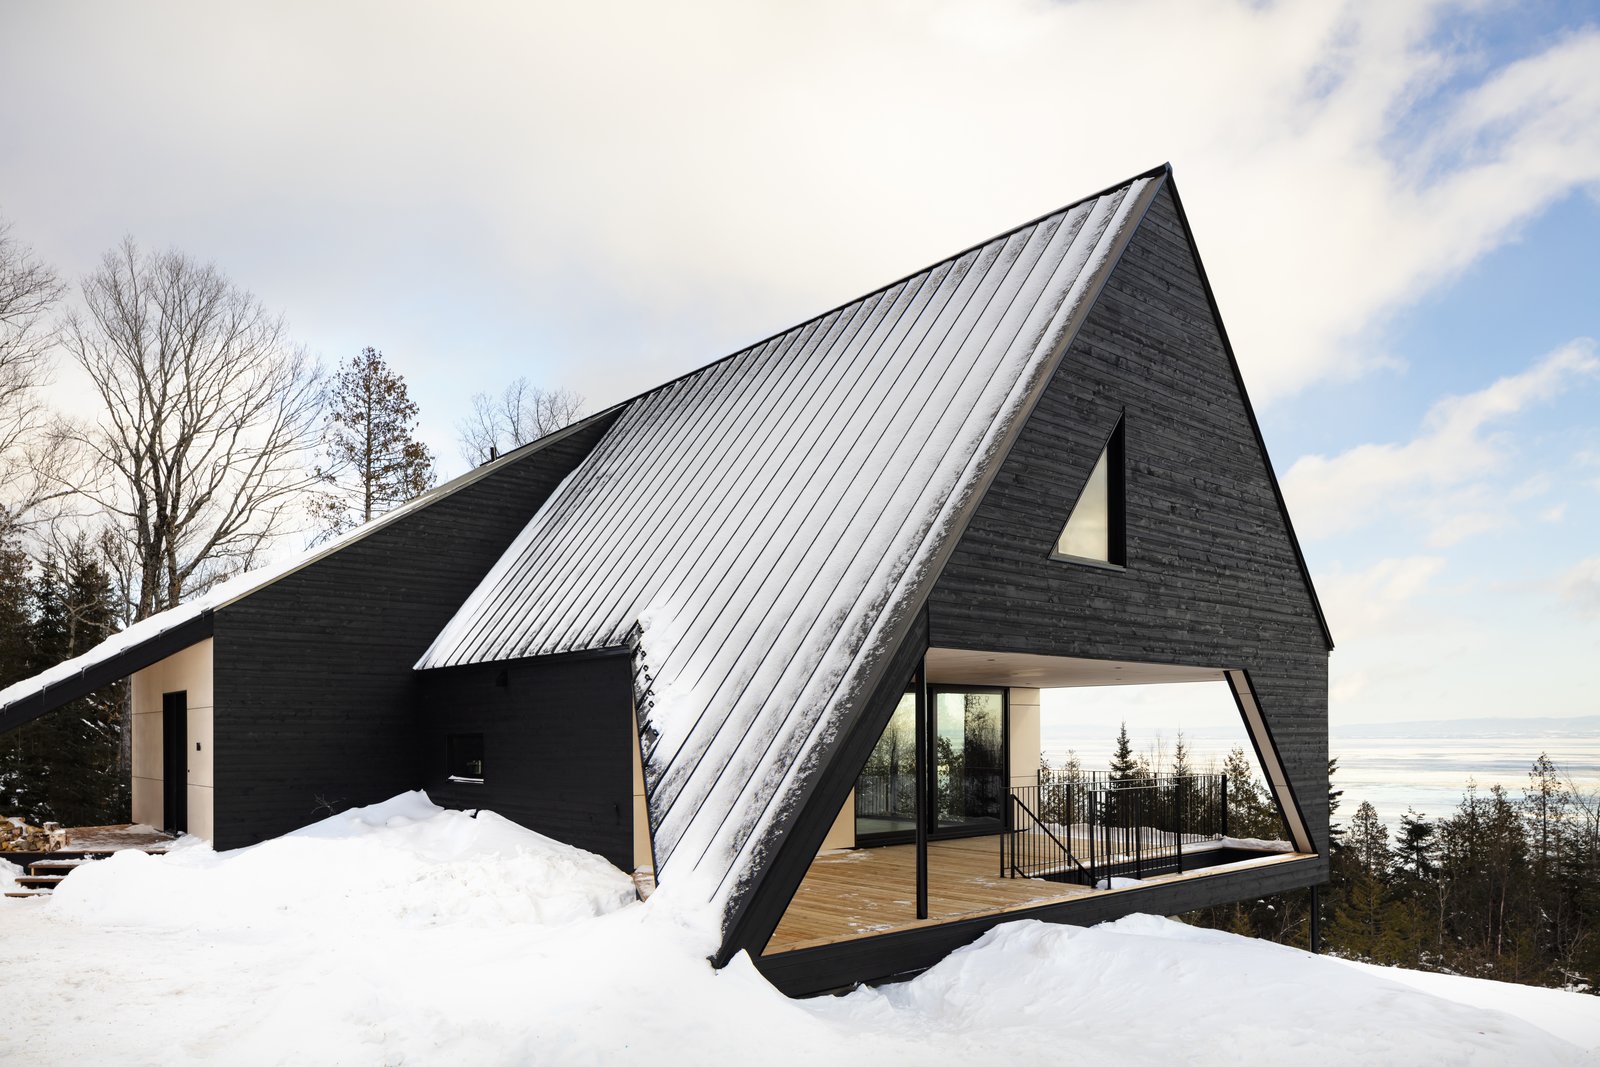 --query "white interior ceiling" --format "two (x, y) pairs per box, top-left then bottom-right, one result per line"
(924, 648), (1226, 688)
